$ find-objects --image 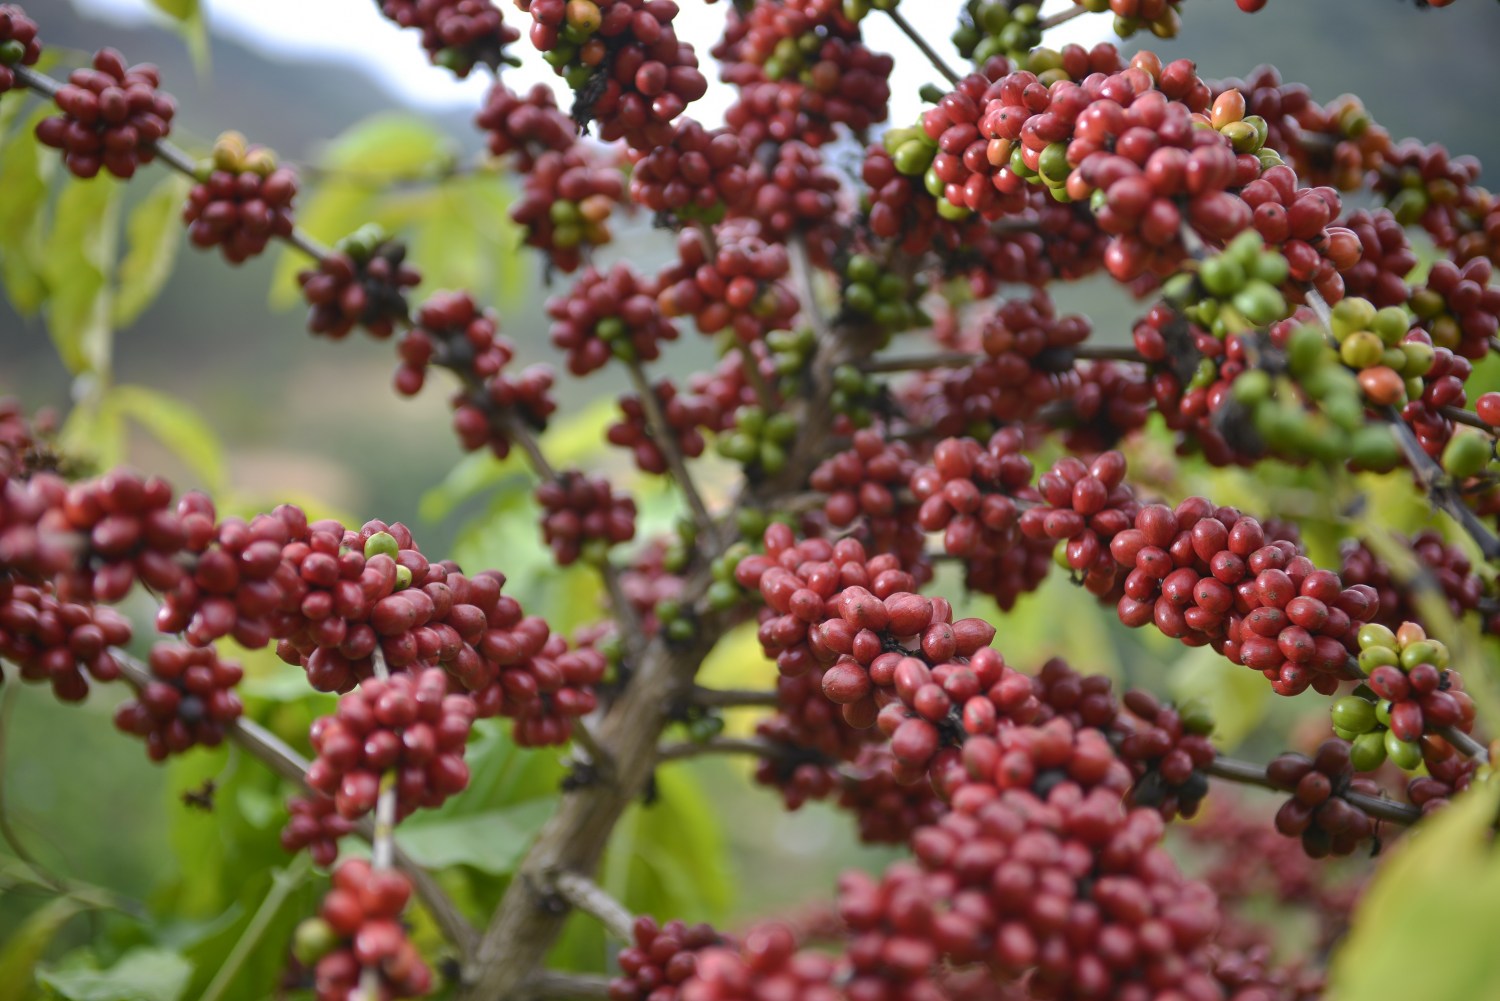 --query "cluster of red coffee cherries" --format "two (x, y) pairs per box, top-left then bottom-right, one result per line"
(0, 4), (42, 94)
(548, 264), (677, 375)
(475, 82), (577, 171)
(305, 667), (475, 822)
(609, 916), (727, 1001)
(36, 47), (174, 179)
(536, 471), (638, 566)
(299, 230), (422, 341)
(112, 642), (244, 760)
(657, 225), (800, 343)
(378, 0), (519, 77)
(608, 379), (715, 474)
(395, 290), (559, 460)
(183, 133), (298, 263)
(298, 860), (431, 999)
